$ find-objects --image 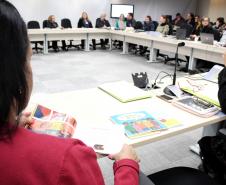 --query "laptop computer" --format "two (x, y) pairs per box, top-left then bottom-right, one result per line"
(176, 28), (187, 40)
(200, 33), (214, 45)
